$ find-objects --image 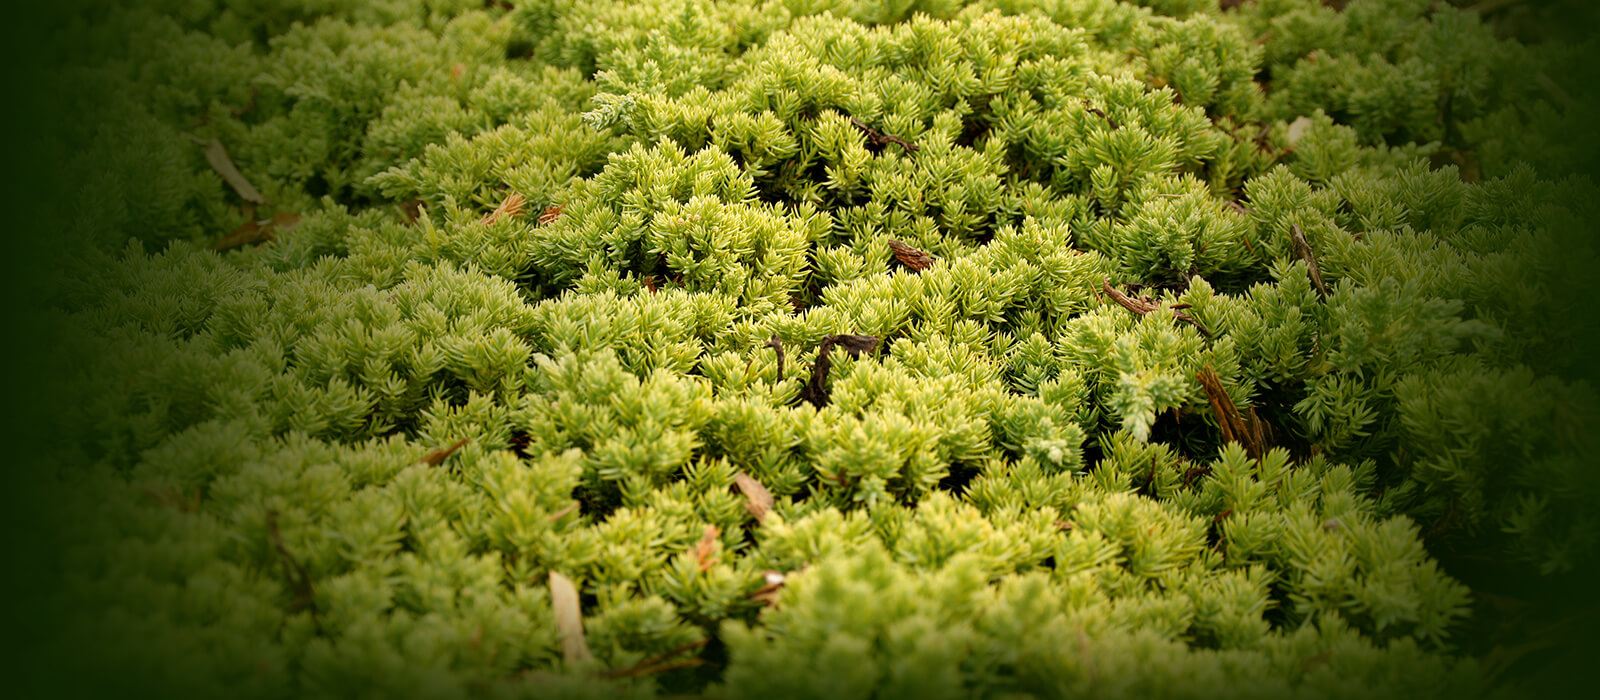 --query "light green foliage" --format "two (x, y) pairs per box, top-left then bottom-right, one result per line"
(32, 0), (1597, 697)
